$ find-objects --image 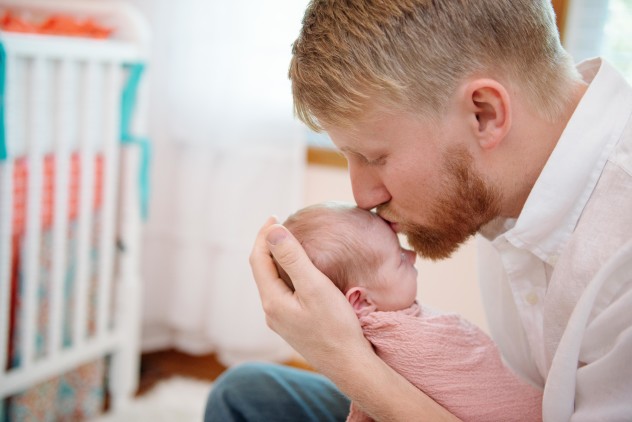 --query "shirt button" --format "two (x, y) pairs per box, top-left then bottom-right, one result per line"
(525, 292), (539, 305)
